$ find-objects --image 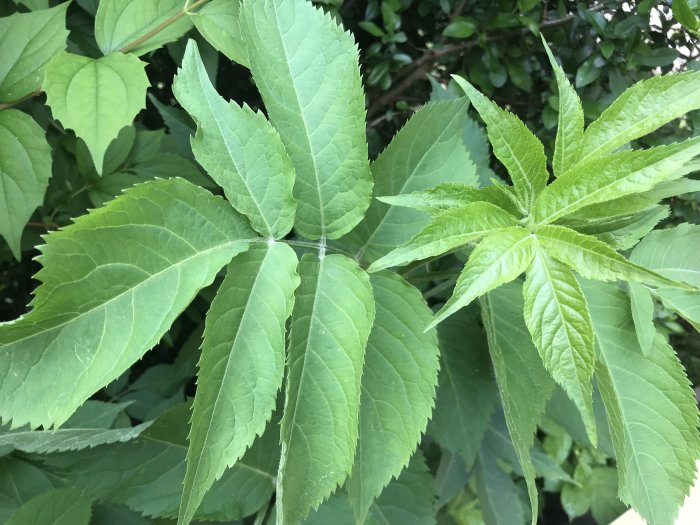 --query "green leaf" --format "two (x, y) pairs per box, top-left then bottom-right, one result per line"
(560, 464), (591, 519)
(43, 52), (149, 174)
(173, 40), (296, 239)
(541, 38), (584, 178)
(369, 202), (519, 272)
(5, 488), (91, 525)
(443, 17), (477, 38)
(240, 0), (372, 240)
(346, 272), (439, 523)
(344, 99), (476, 262)
(523, 248), (597, 445)
(474, 445), (526, 525)
(535, 225), (693, 289)
(577, 71), (700, 163)
(179, 243), (299, 525)
(584, 281), (700, 525)
(279, 254), (375, 524)
(428, 227), (536, 330)
(480, 282), (556, 525)
(673, 0), (700, 30)
(629, 281), (656, 355)
(590, 467), (626, 524)
(428, 308), (498, 469)
(0, 2), (68, 103)
(94, 0), (193, 55)
(631, 223), (700, 330)
(190, 0), (249, 67)
(0, 178), (255, 429)
(452, 75), (548, 209)
(0, 109), (52, 259)
(0, 457), (55, 523)
(532, 137), (700, 224)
